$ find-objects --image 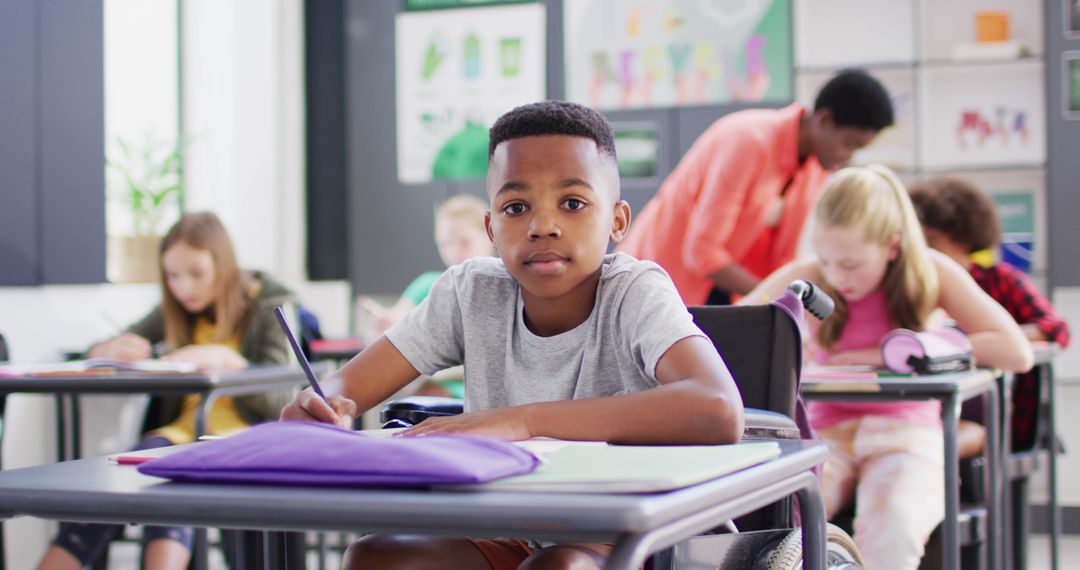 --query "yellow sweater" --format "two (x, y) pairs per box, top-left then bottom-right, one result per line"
(151, 317), (250, 444)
